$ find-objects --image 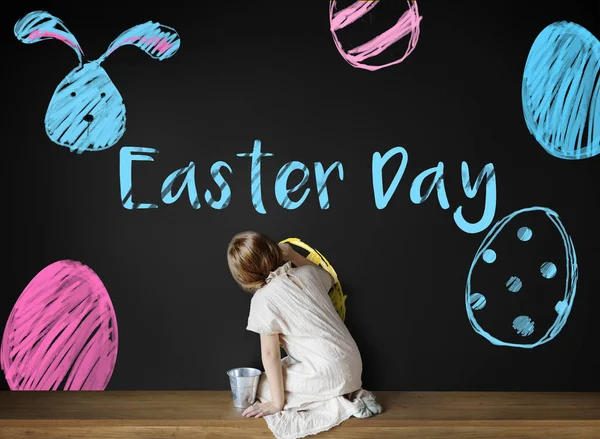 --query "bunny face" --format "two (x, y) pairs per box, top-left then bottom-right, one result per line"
(46, 62), (125, 153)
(15, 11), (180, 153)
